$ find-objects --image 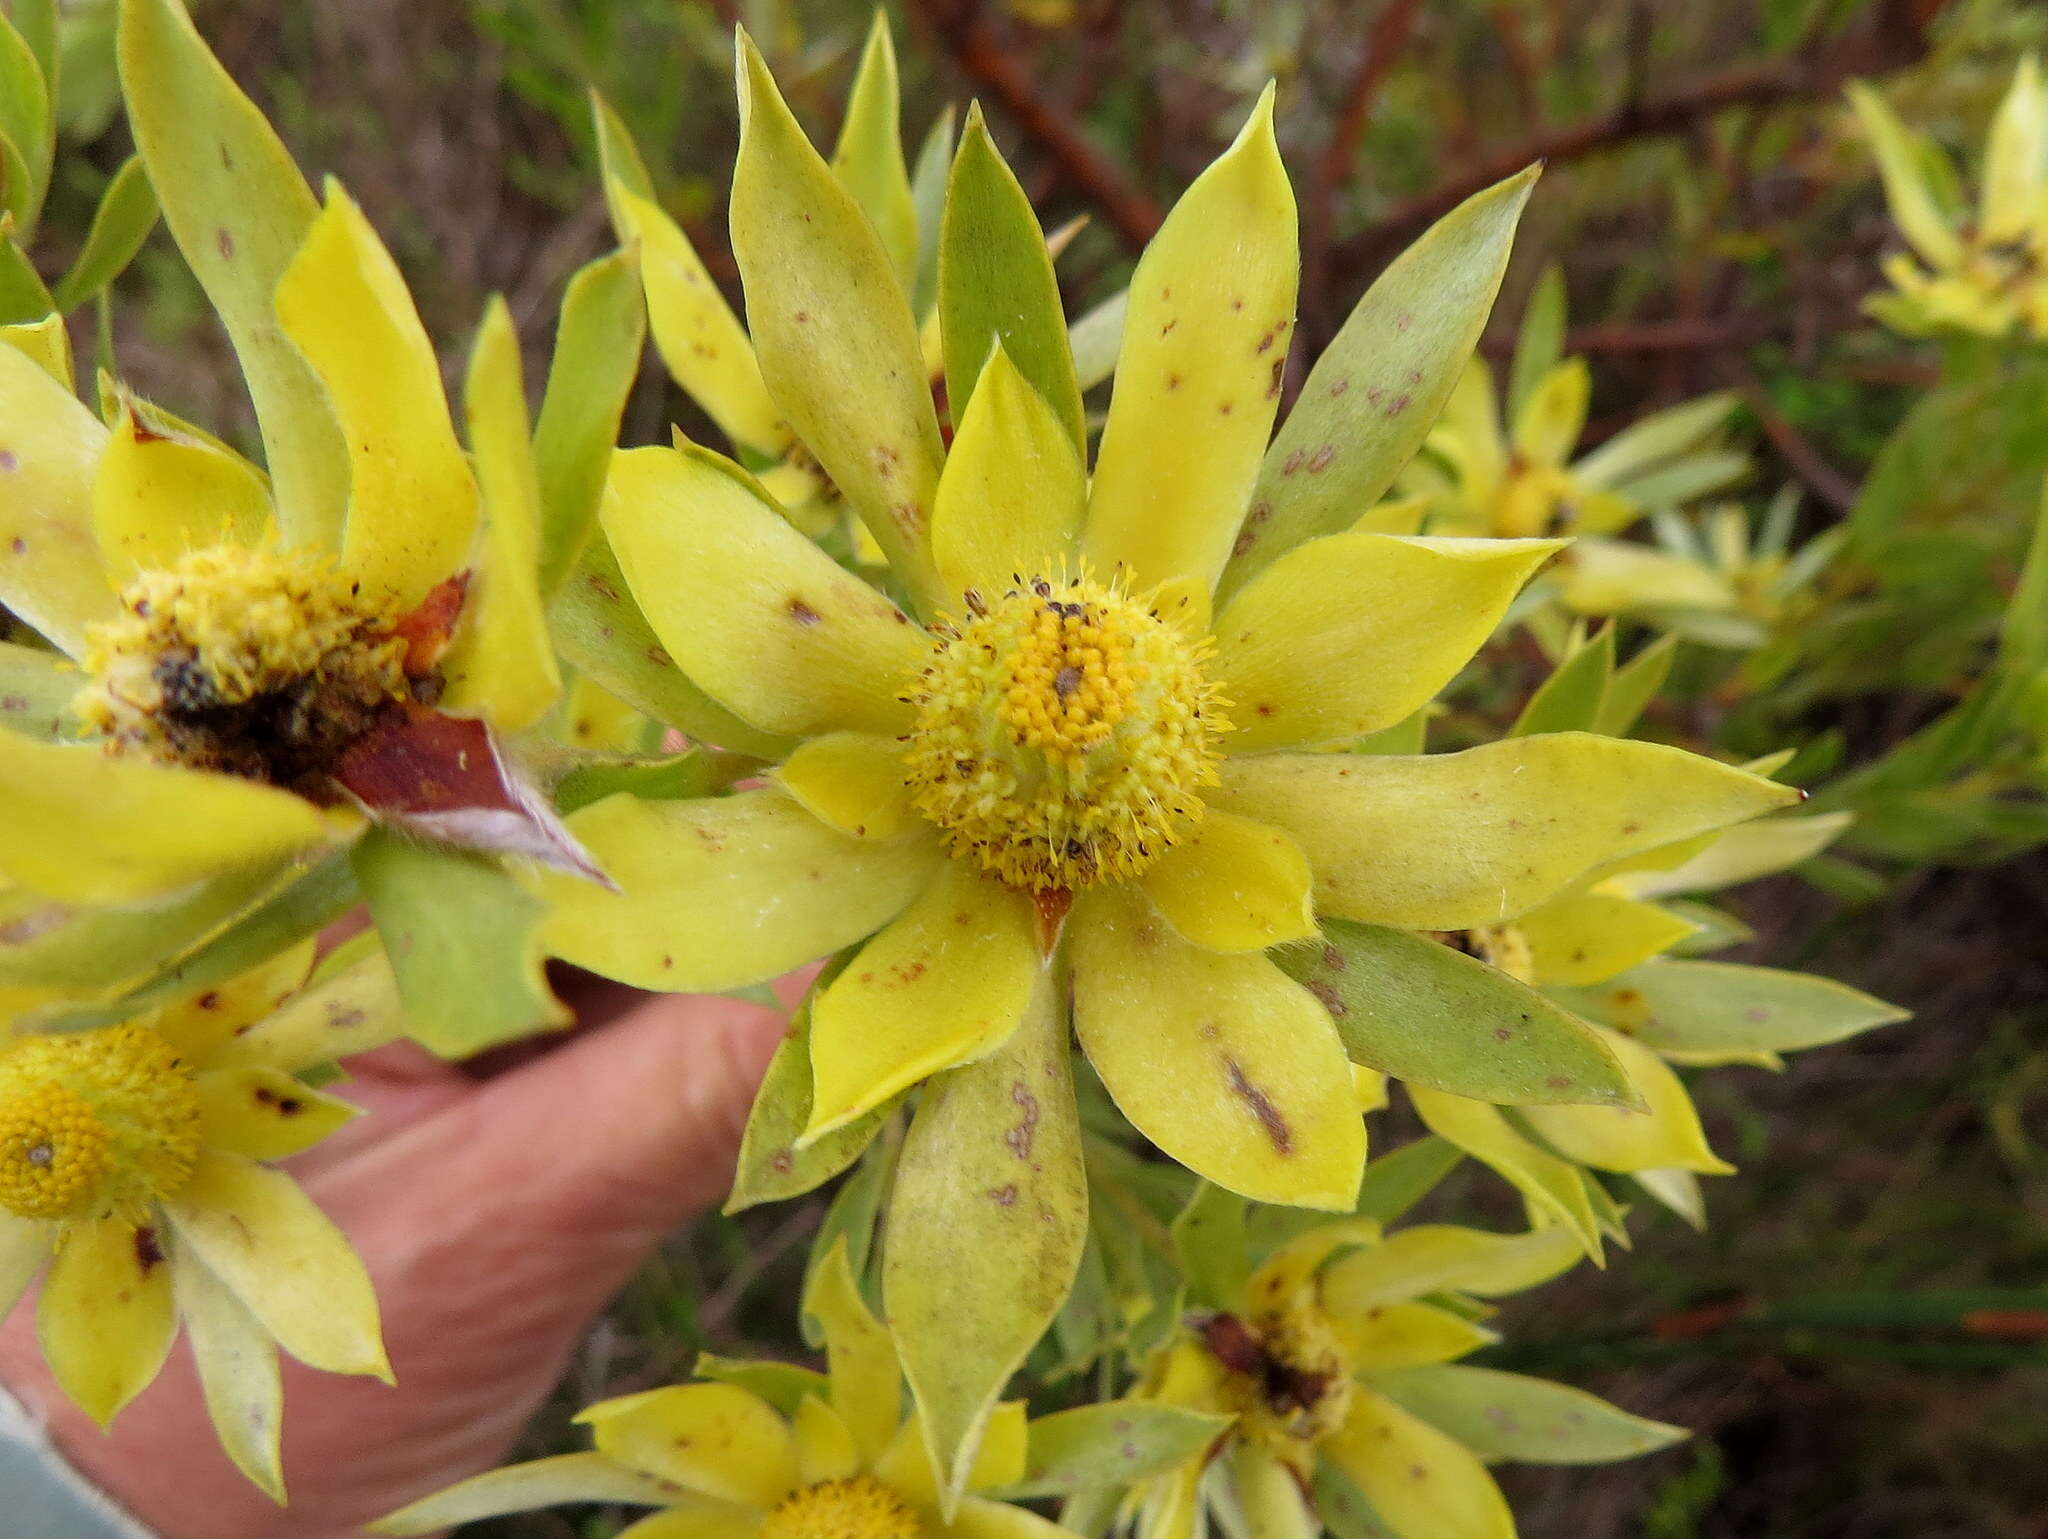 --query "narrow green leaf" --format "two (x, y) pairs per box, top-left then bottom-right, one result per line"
(939, 106), (1083, 450)
(551, 751), (713, 817)
(1170, 1181), (1249, 1311)
(0, 220), (50, 324)
(51, 155), (159, 312)
(730, 29), (946, 612)
(909, 104), (956, 318)
(1511, 626), (1613, 737)
(17, 855), (355, 1029)
(884, 979), (1085, 1513)
(1354, 1136), (1462, 1223)
(1001, 1401), (1231, 1499)
(799, 1140), (891, 1347)
(533, 246), (645, 598)
(1369, 1364), (1688, 1465)
(8, 0), (55, 94)
(1548, 959), (1909, 1064)
(118, 0), (350, 548)
(547, 533), (795, 761)
(588, 88), (654, 200)
(693, 1354), (830, 1417)
(1594, 632), (1677, 736)
(1506, 262), (1566, 423)
(0, 14), (49, 234)
(830, 11), (917, 291)
(0, 638), (77, 738)
(1221, 166), (1538, 599)
(729, 993), (888, 1212)
(1999, 474), (2048, 676)
(1280, 920), (1634, 1107)
(350, 829), (569, 1058)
